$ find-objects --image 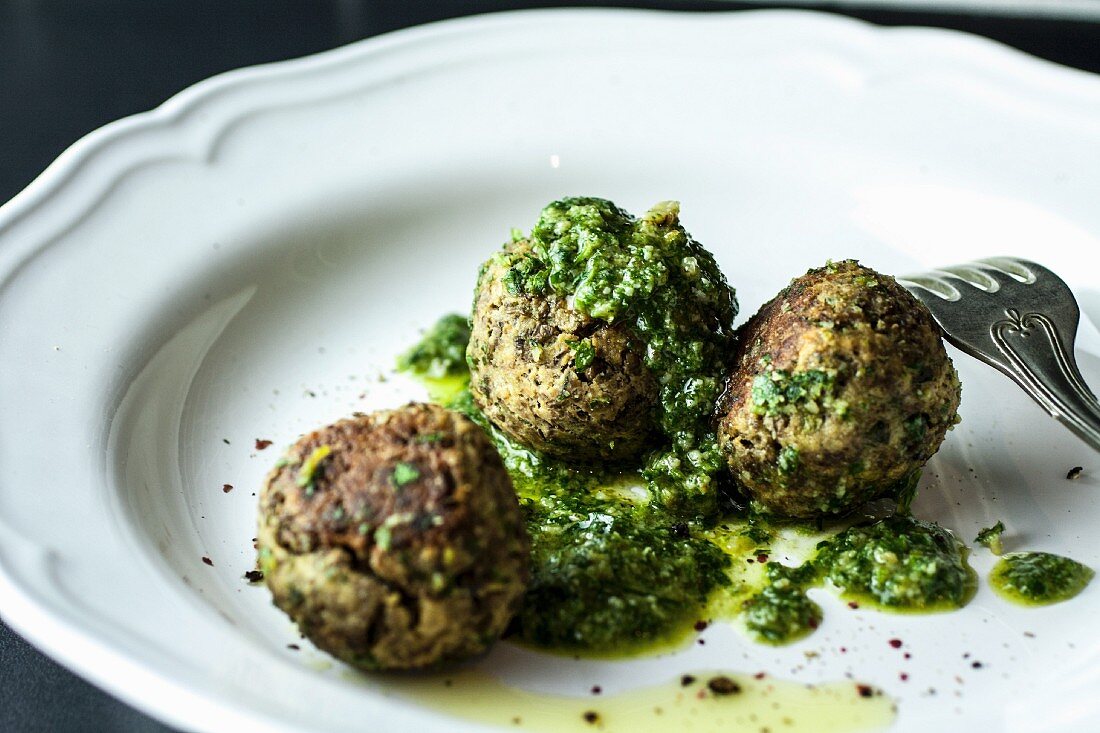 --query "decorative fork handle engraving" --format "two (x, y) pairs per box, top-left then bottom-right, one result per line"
(991, 308), (1100, 451)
